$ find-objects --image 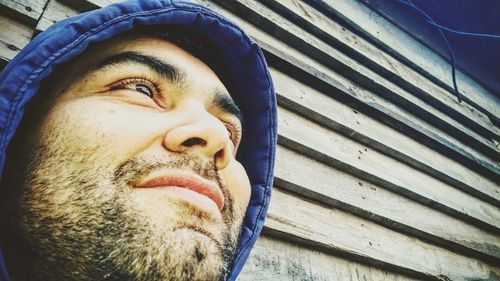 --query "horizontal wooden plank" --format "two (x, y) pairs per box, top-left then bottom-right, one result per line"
(192, 0), (500, 183)
(83, 0), (116, 8)
(271, 67), (500, 212)
(264, 46), (500, 180)
(220, 0), (499, 157)
(275, 145), (500, 262)
(266, 188), (500, 281)
(0, 13), (33, 66)
(58, 0), (116, 12)
(0, 0), (47, 24)
(309, 0), (500, 127)
(260, 0), (499, 146)
(239, 235), (424, 281)
(277, 106), (500, 233)
(35, 0), (79, 33)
